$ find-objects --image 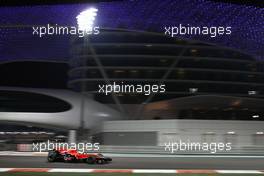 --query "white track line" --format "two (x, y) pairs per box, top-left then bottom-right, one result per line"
(48, 169), (94, 172)
(0, 168), (264, 174)
(0, 168), (12, 172)
(217, 170), (263, 174)
(133, 169), (177, 173)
